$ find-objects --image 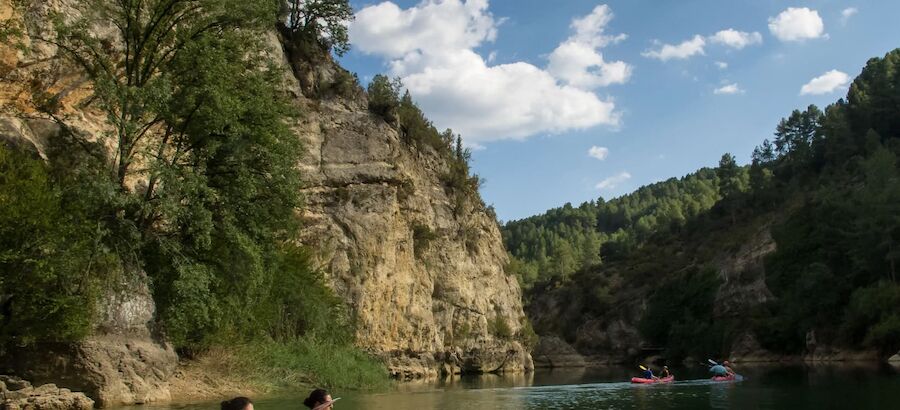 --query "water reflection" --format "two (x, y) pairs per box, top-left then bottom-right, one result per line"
(117, 364), (900, 410)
